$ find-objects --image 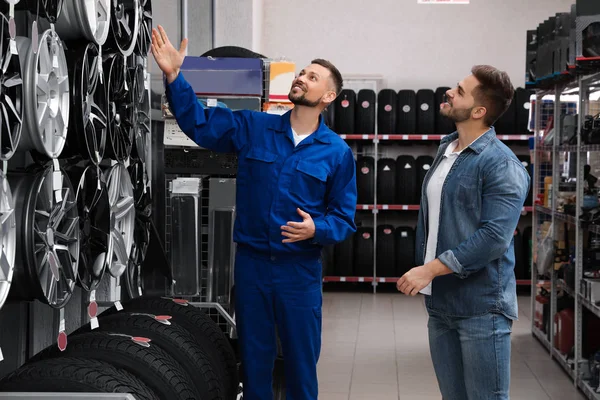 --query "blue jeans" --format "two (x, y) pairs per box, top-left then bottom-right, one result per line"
(427, 311), (513, 400)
